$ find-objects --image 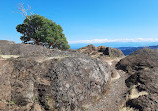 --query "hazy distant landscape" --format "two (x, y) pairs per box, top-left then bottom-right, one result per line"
(70, 42), (158, 55)
(119, 45), (158, 55)
(70, 42), (158, 49)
